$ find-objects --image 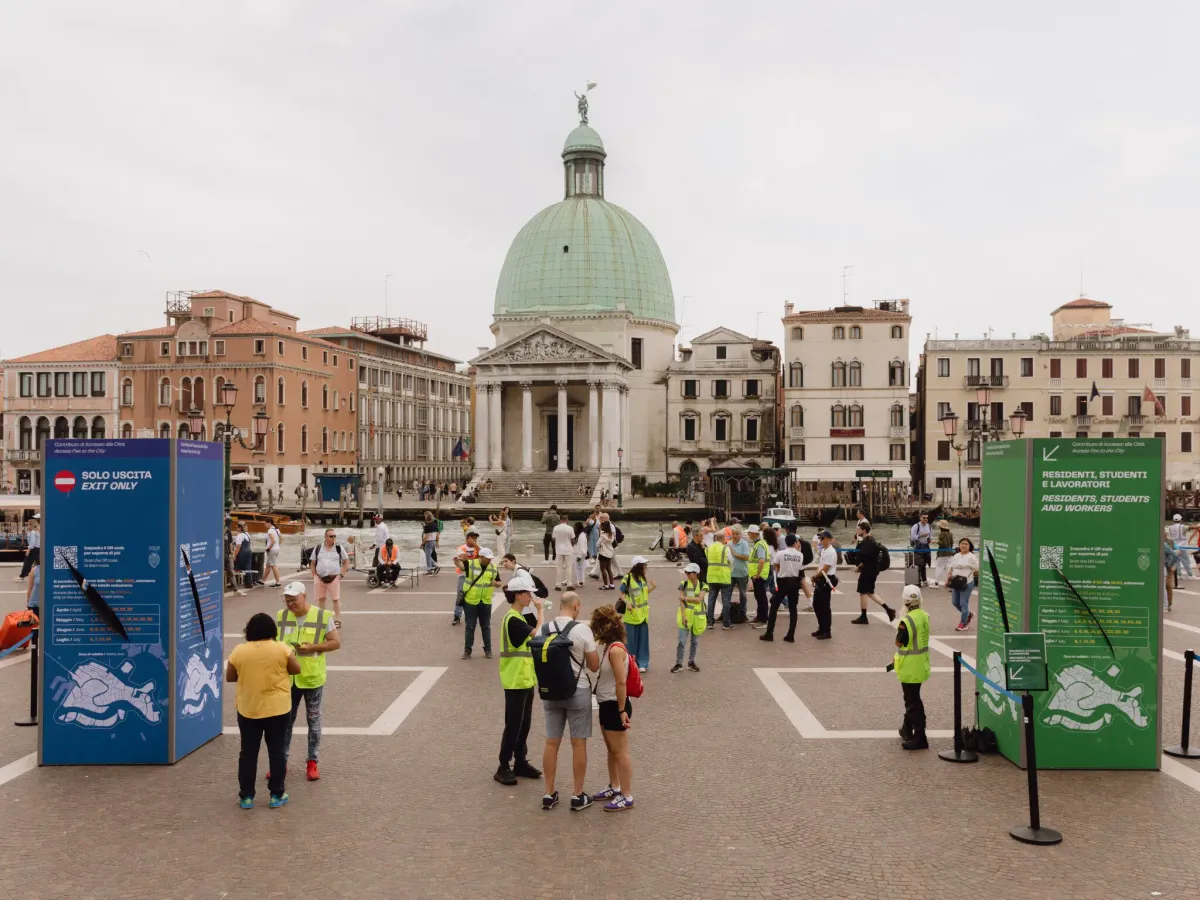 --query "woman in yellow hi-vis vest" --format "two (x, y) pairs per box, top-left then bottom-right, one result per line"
(894, 585), (931, 750)
(672, 563), (708, 673)
(619, 556), (655, 672)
